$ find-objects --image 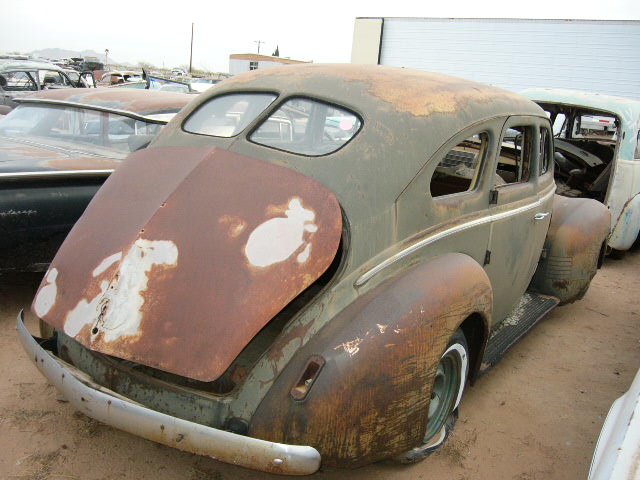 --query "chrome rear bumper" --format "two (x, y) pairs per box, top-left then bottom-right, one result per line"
(16, 311), (321, 475)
